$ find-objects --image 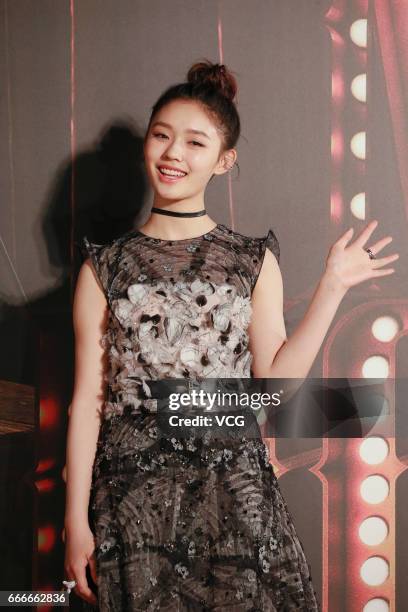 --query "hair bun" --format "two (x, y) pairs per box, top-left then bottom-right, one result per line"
(187, 59), (237, 102)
